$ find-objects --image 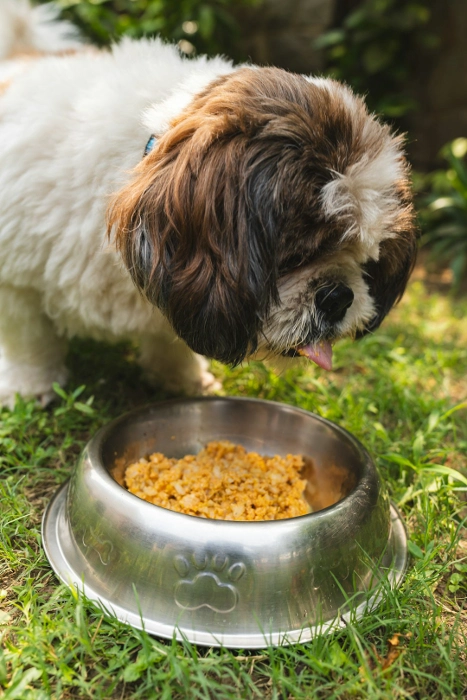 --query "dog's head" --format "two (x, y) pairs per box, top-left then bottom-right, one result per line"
(108, 67), (417, 368)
